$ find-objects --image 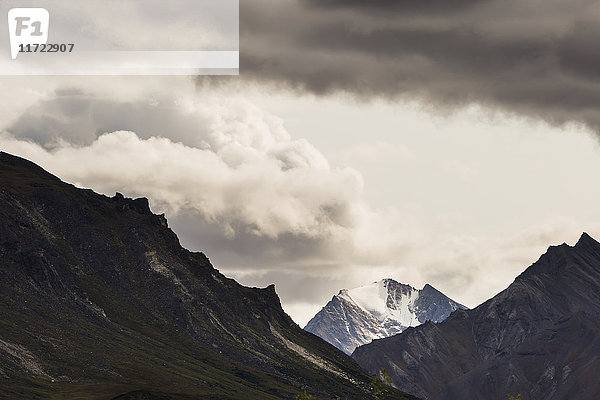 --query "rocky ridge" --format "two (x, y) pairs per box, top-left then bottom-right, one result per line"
(353, 233), (600, 400)
(305, 279), (466, 354)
